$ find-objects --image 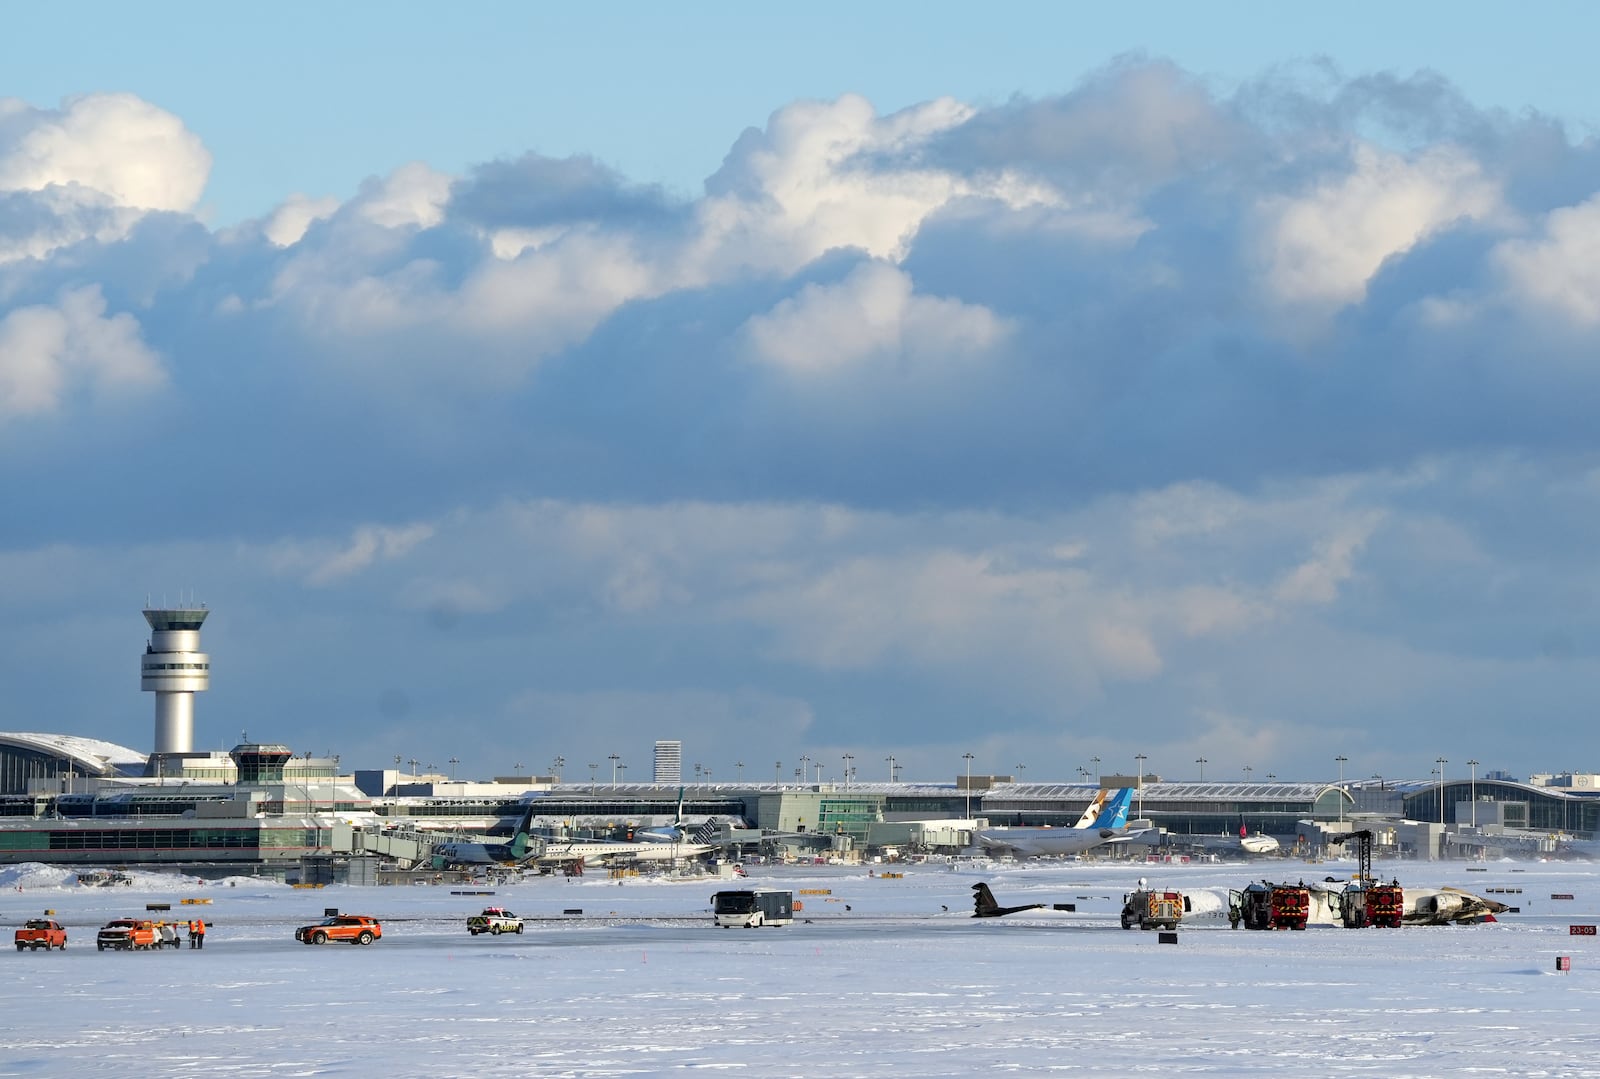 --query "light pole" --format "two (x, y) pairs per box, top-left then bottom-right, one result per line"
(962, 752), (976, 820)
(813, 762), (823, 784)
(1242, 764), (1252, 783)
(608, 753), (620, 783)
(448, 757), (459, 781)
(1135, 754), (1147, 820)
(1335, 755), (1348, 823)
(736, 761), (744, 782)
(1195, 757), (1207, 781)
(1436, 757), (1448, 825)
(1015, 763), (1025, 781)
(1077, 767), (1089, 781)
(776, 761), (783, 783)
(1090, 756), (1101, 782)
(1467, 758), (1478, 828)
(799, 755), (810, 785)
(551, 757), (564, 783)
(886, 755), (896, 782)
(617, 762), (627, 783)
(842, 754), (853, 790)
(589, 763), (597, 792)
